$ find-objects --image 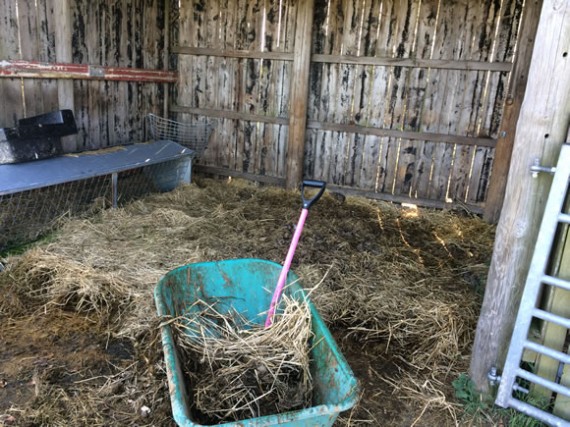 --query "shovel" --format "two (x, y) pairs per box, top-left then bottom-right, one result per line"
(265, 179), (327, 327)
